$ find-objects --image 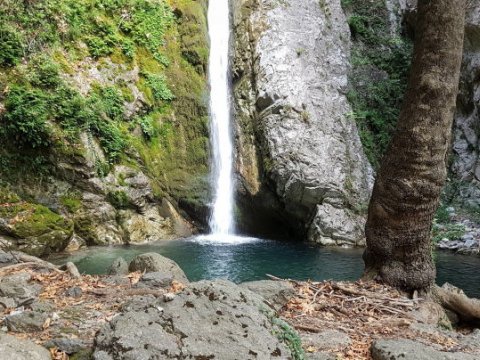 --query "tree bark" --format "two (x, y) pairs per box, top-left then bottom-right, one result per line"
(364, 0), (466, 291)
